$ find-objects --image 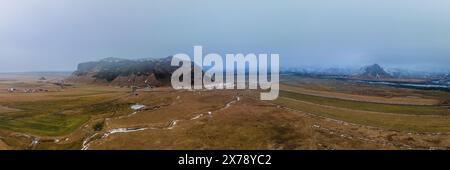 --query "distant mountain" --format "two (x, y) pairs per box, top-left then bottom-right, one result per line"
(432, 74), (450, 85)
(318, 67), (356, 76)
(353, 64), (393, 80)
(66, 56), (198, 88)
(443, 75), (450, 85)
(280, 66), (358, 76)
